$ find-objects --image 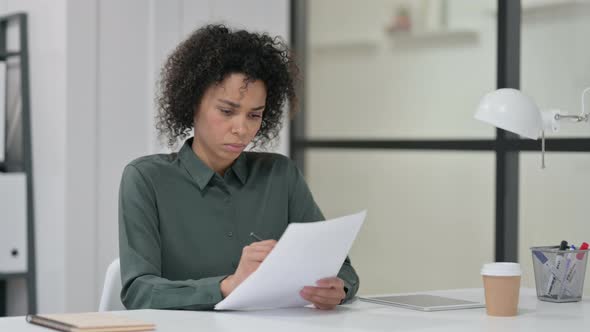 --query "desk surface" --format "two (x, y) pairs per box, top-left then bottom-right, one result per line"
(1, 288), (588, 331)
